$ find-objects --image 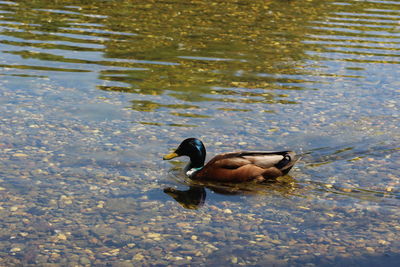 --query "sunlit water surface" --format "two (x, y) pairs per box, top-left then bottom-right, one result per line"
(0, 0), (399, 266)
